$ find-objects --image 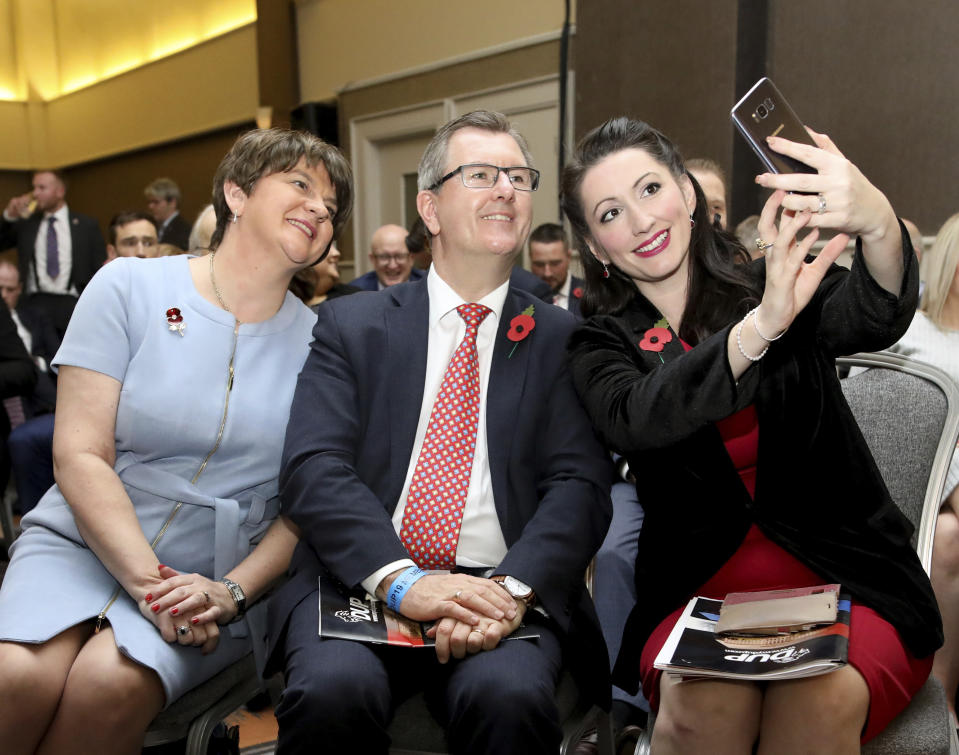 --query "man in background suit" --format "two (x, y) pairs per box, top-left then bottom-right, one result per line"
(144, 177), (191, 251)
(269, 110), (612, 754)
(0, 170), (106, 337)
(529, 222), (585, 318)
(350, 223), (426, 290)
(0, 261), (60, 515)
